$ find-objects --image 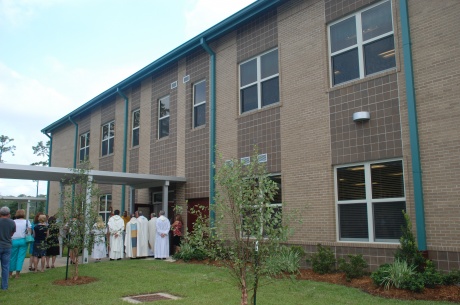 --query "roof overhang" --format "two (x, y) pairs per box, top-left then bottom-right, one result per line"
(0, 163), (186, 189)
